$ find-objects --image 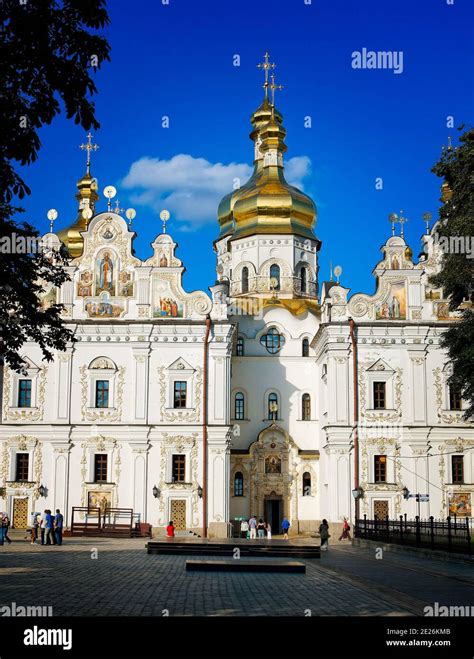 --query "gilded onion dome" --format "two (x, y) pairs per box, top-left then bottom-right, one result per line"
(57, 171), (99, 258)
(217, 97), (317, 242)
